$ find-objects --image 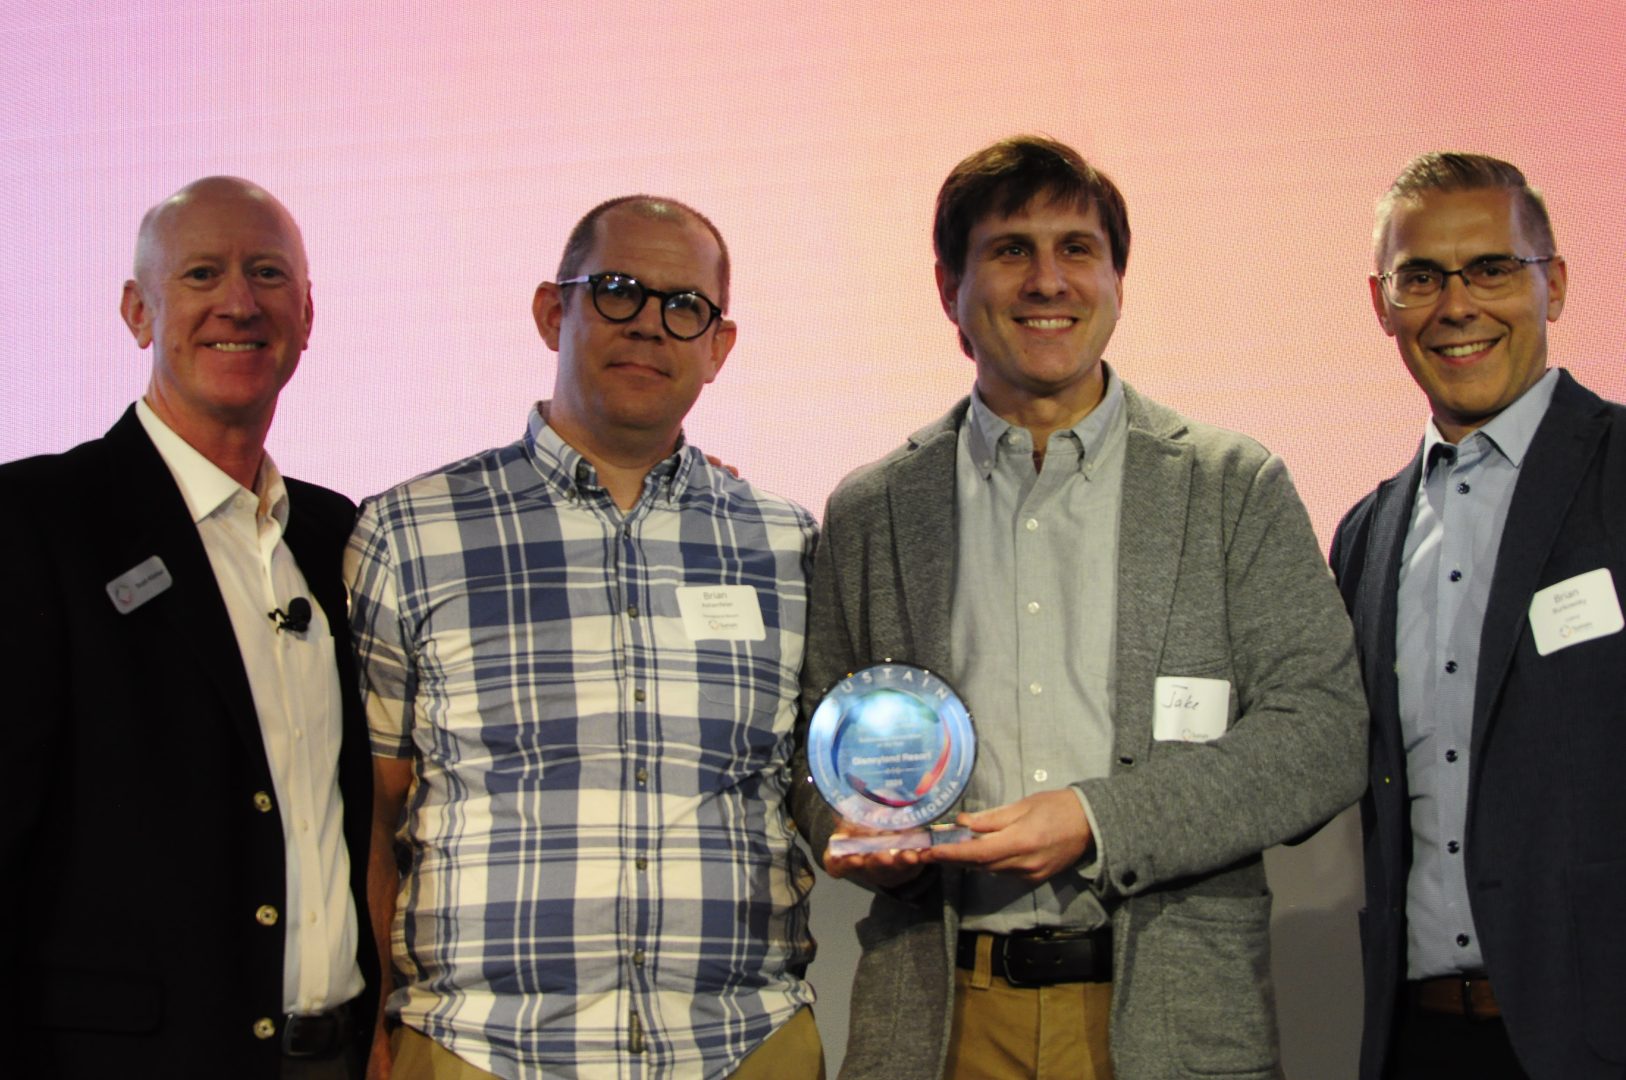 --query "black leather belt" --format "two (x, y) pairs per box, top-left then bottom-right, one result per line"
(282, 1001), (352, 1059)
(956, 927), (1113, 986)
